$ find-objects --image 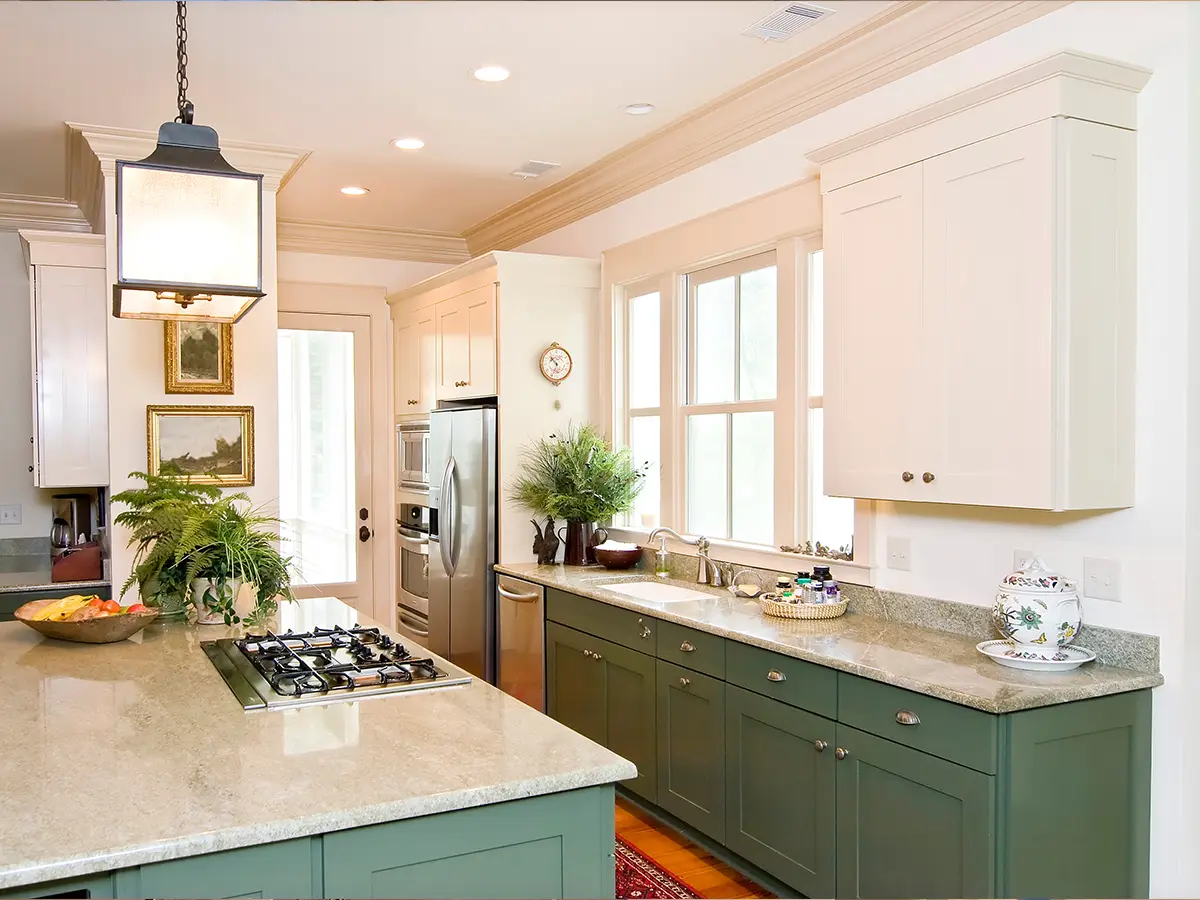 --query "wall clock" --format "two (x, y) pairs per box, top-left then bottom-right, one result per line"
(539, 342), (573, 385)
